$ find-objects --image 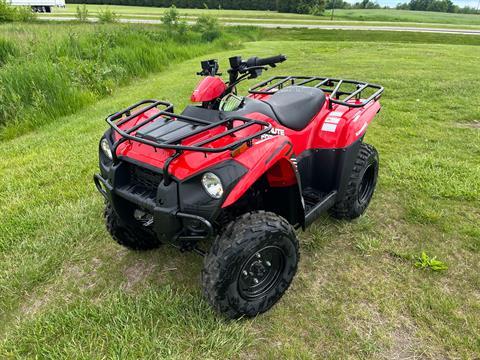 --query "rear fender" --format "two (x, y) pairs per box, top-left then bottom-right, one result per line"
(338, 101), (381, 147)
(315, 101), (381, 149)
